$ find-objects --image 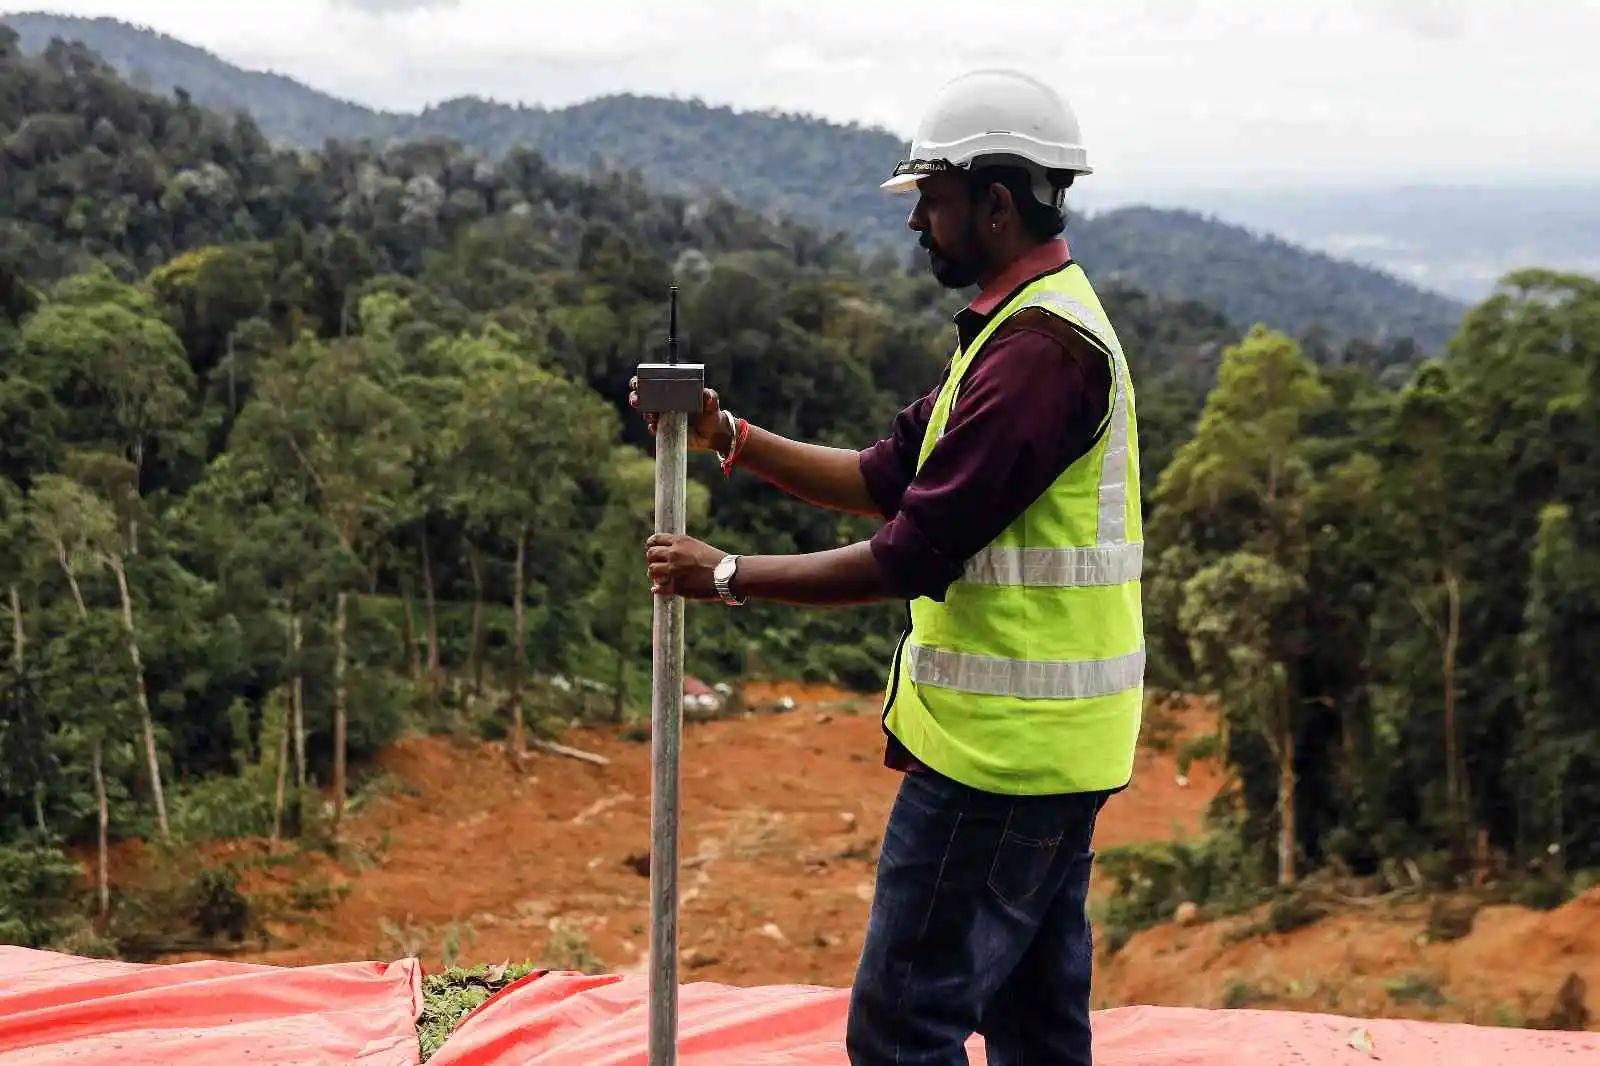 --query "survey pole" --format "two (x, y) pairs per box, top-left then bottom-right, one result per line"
(633, 286), (703, 1066)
